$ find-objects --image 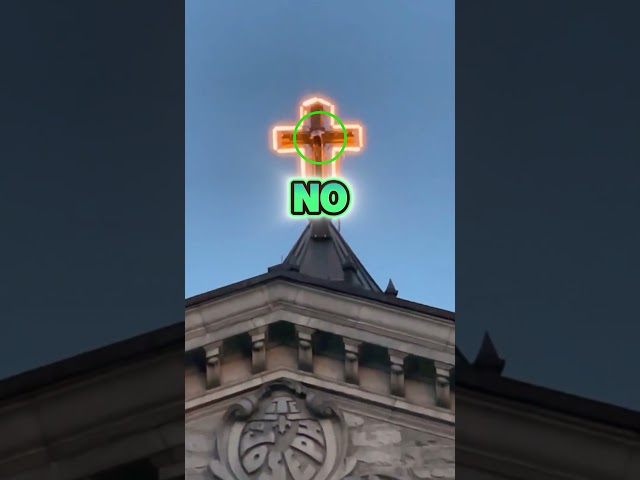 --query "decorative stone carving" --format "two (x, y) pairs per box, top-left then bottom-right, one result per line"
(250, 327), (267, 374)
(388, 350), (408, 397)
(204, 341), (222, 389)
(296, 326), (315, 373)
(210, 379), (357, 480)
(346, 472), (444, 480)
(344, 476), (399, 480)
(343, 338), (361, 385)
(433, 361), (452, 408)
